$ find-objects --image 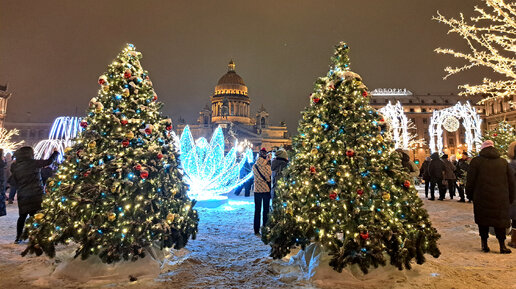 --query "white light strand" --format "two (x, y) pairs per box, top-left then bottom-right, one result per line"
(179, 125), (253, 201)
(428, 101), (482, 154)
(34, 116), (82, 161)
(379, 101), (417, 150)
(434, 0), (516, 103)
